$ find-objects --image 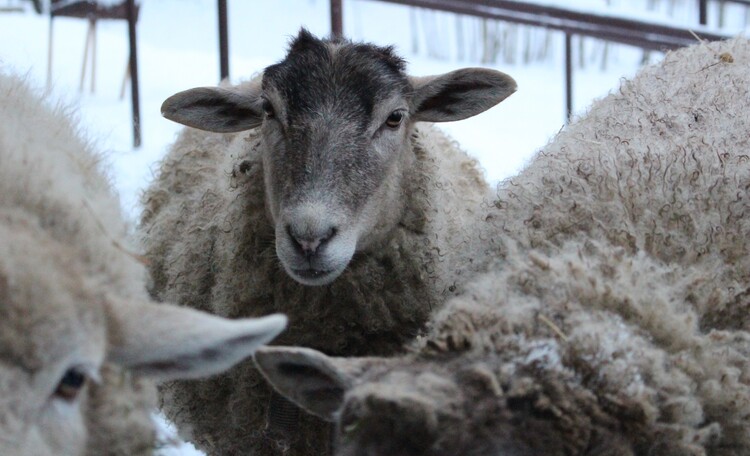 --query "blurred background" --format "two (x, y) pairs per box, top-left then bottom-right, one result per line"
(0, 0), (747, 453)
